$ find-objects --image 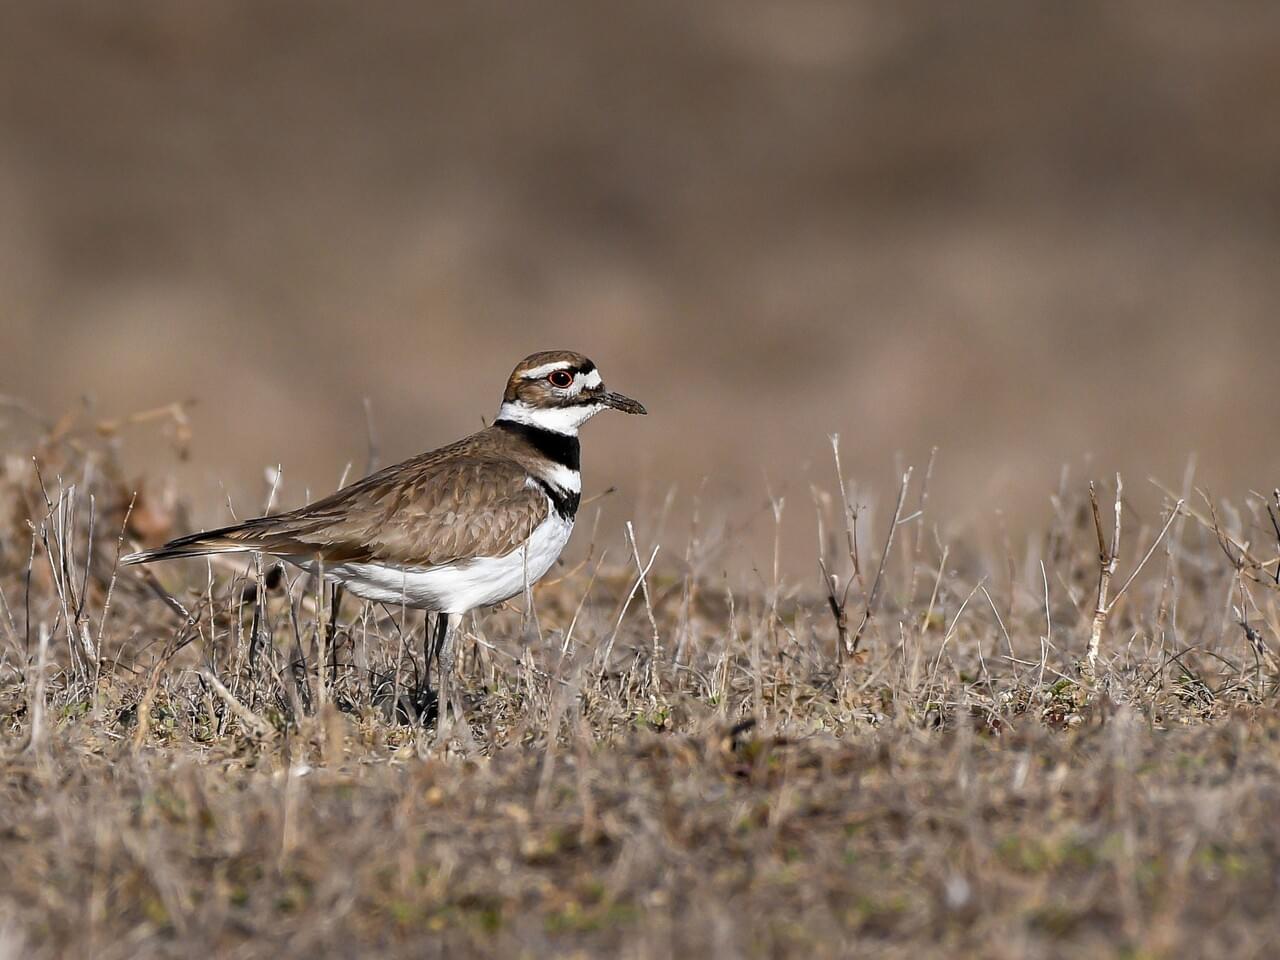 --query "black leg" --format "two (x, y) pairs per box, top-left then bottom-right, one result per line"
(440, 616), (460, 742)
(413, 613), (449, 726)
(326, 584), (344, 690)
(423, 614), (434, 691)
(433, 613), (461, 745)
